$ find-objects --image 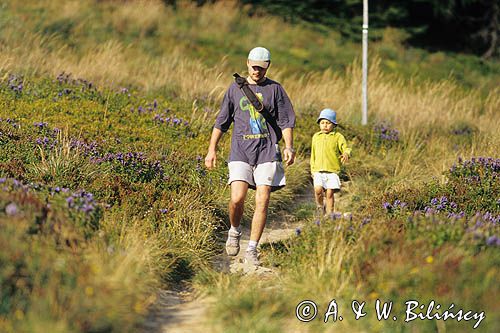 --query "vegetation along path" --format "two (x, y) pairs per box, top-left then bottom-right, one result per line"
(142, 191), (315, 332)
